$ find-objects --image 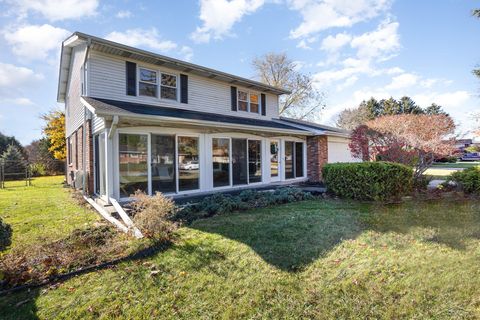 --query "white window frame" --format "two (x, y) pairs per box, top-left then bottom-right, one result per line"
(237, 90), (249, 112)
(237, 90), (261, 114)
(211, 136), (232, 189)
(137, 67), (158, 98)
(160, 72), (179, 101)
(249, 92), (260, 114)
